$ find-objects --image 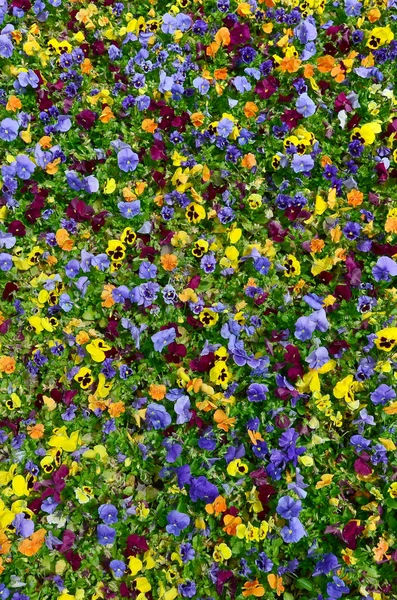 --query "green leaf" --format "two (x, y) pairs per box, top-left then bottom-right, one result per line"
(296, 578), (314, 592)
